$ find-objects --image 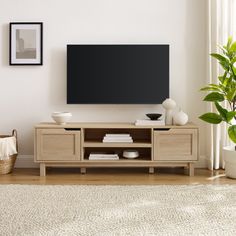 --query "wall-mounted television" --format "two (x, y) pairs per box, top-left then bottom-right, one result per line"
(67, 44), (169, 104)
